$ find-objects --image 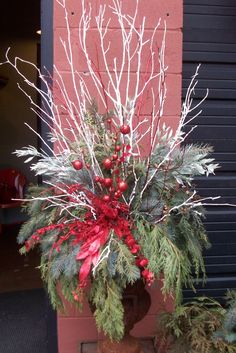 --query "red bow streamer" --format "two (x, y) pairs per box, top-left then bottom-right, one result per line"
(71, 188), (136, 286)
